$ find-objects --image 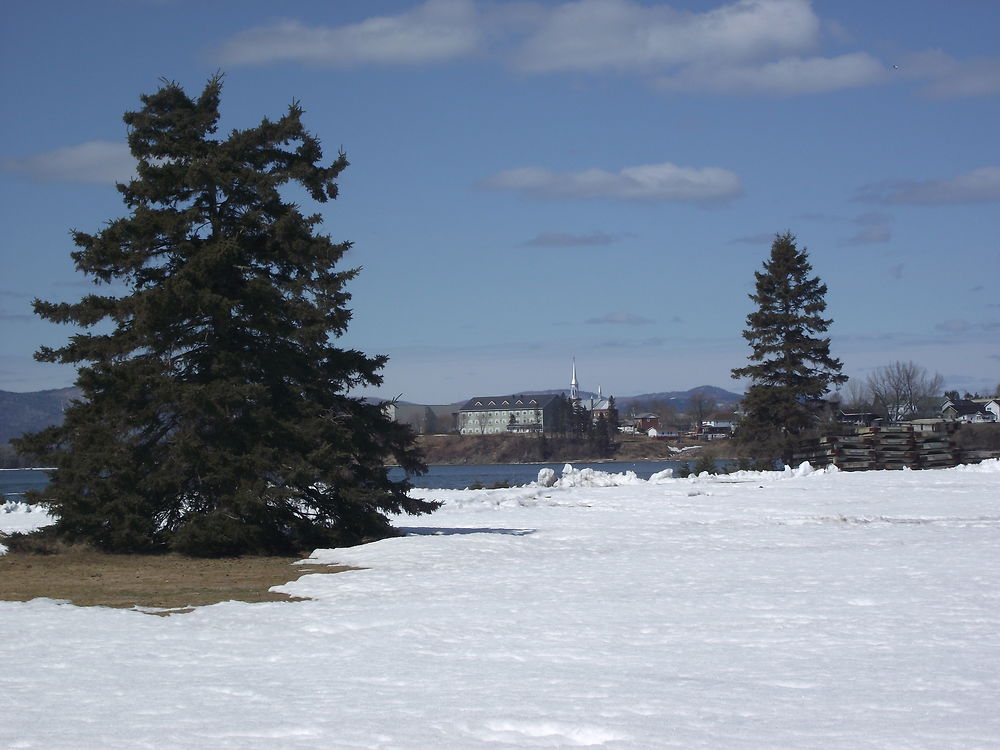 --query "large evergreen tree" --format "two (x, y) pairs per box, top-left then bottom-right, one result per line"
(731, 232), (847, 463)
(14, 76), (437, 555)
